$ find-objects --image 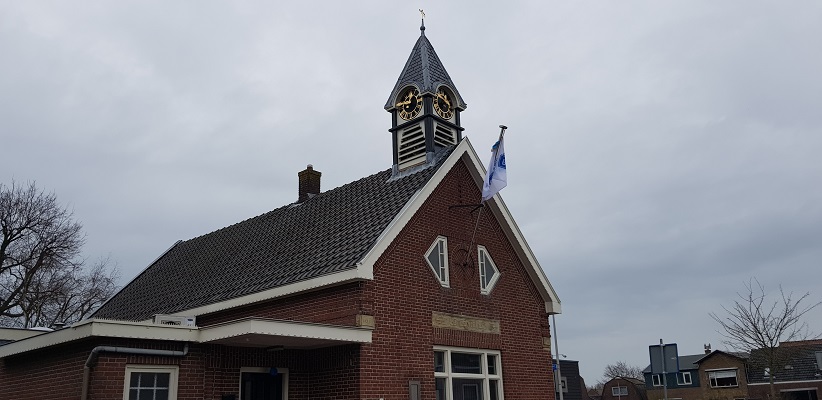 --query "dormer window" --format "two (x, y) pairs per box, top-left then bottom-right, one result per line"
(425, 236), (449, 287)
(477, 246), (500, 294)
